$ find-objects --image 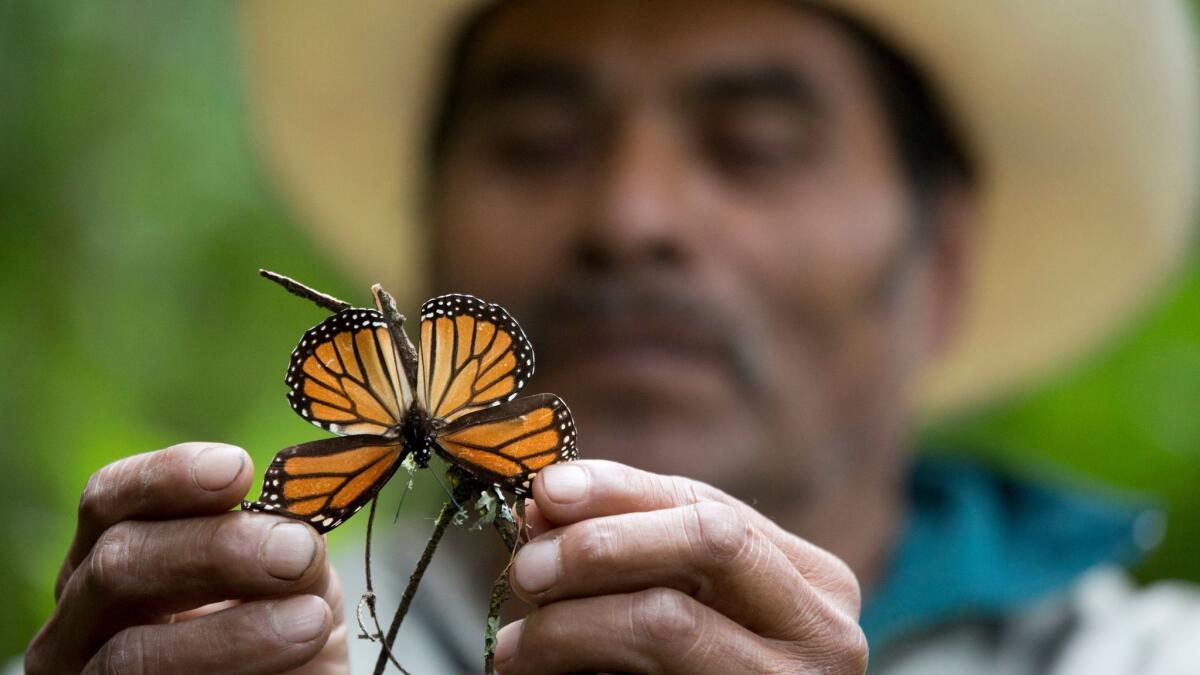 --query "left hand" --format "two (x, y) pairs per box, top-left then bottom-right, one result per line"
(494, 460), (868, 674)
